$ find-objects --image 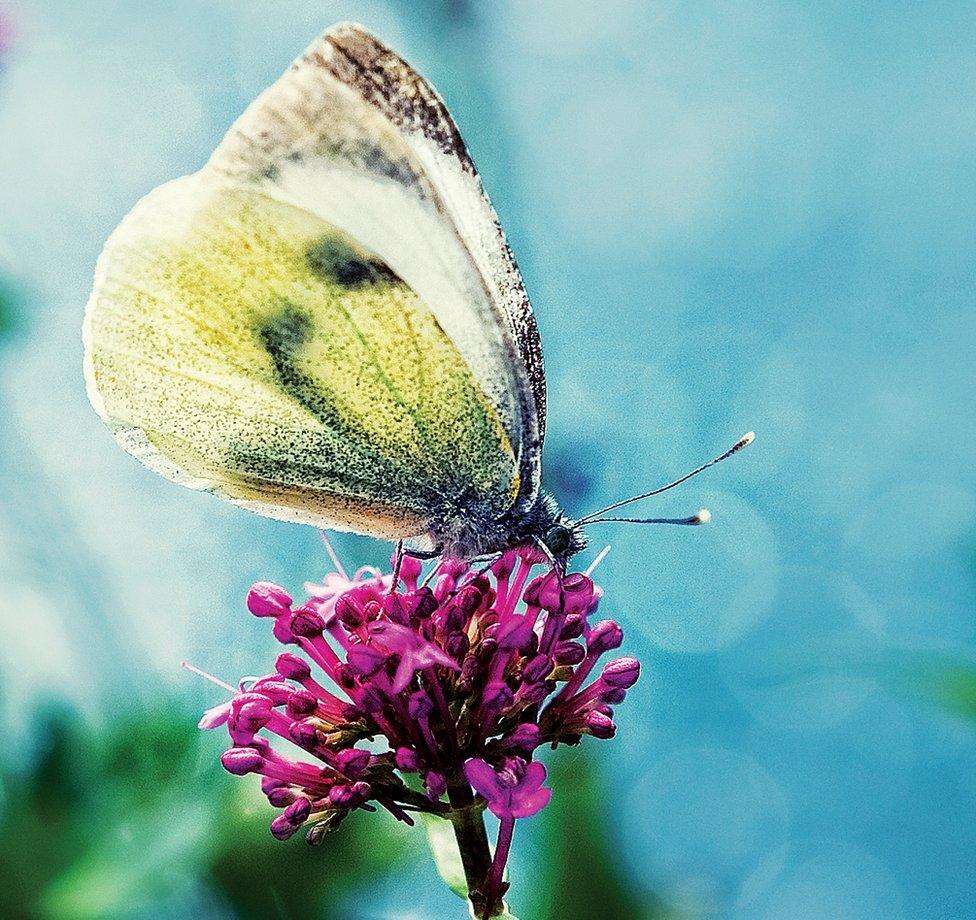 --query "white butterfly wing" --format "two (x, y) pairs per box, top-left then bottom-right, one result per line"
(209, 22), (546, 508)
